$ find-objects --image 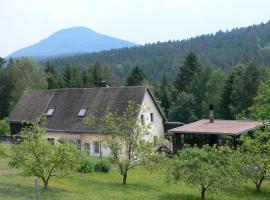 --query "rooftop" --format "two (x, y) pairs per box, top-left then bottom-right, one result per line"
(169, 119), (265, 136)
